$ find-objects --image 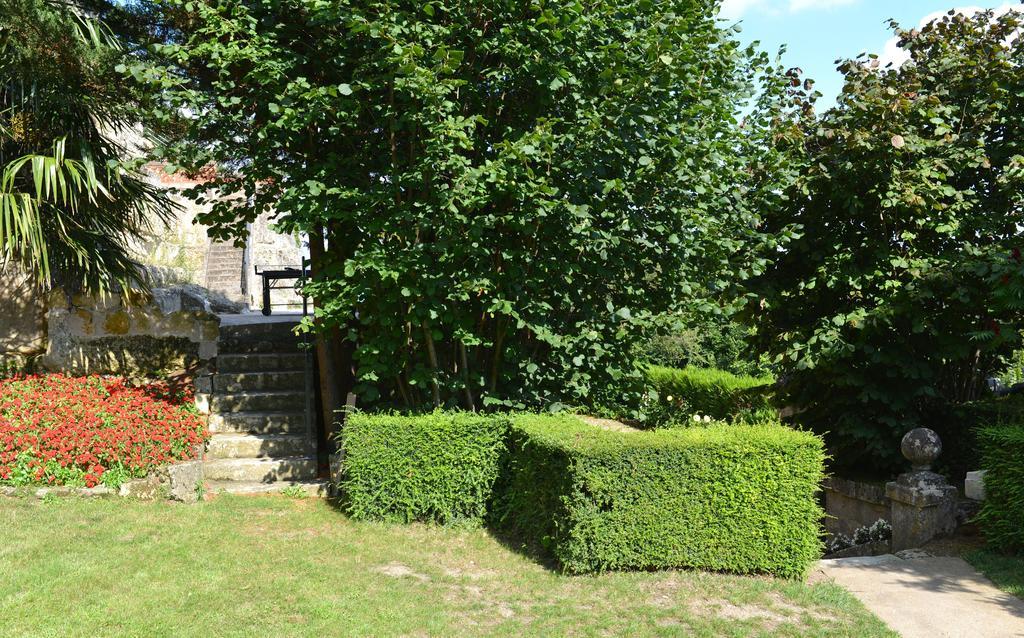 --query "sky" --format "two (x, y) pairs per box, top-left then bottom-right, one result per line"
(719, 0), (1023, 106)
